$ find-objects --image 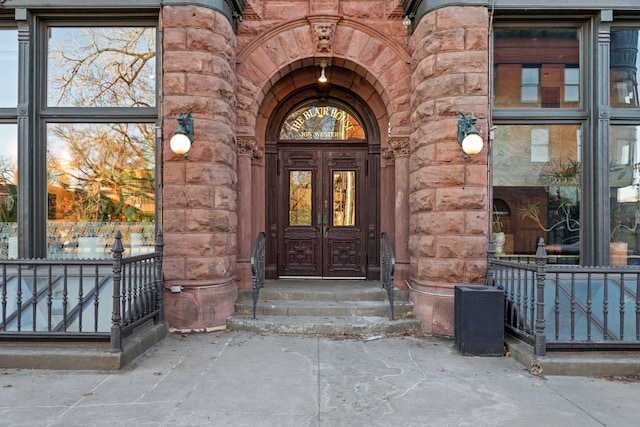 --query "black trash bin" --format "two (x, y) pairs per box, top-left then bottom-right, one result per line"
(454, 285), (504, 356)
